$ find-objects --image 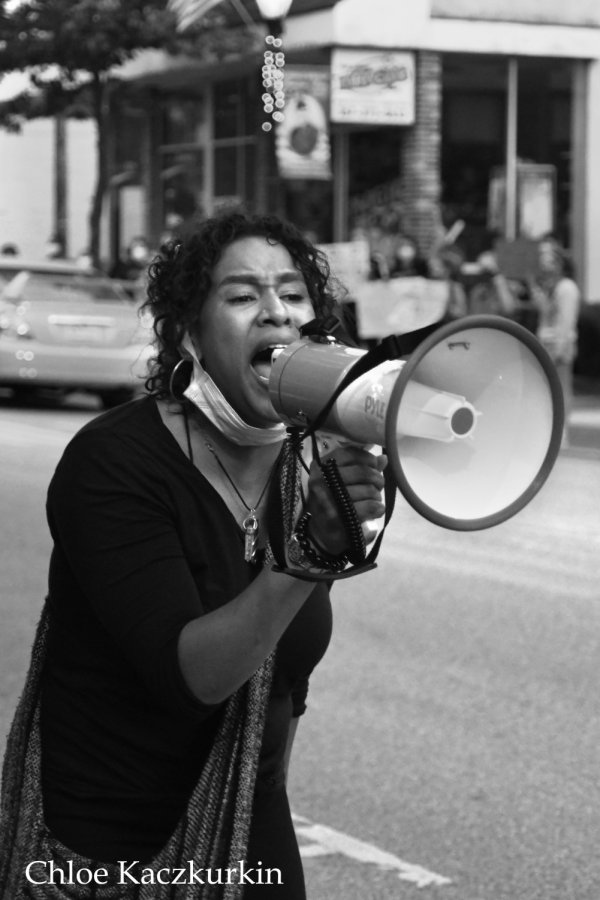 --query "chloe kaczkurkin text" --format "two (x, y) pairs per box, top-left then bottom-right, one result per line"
(25, 859), (283, 887)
